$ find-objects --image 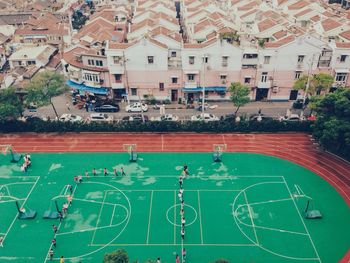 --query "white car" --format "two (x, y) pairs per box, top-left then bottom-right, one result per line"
(125, 103), (148, 112)
(89, 113), (113, 123)
(152, 114), (179, 121)
(59, 114), (83, 122)
(191, 113), (219, 122)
